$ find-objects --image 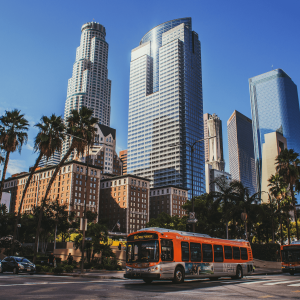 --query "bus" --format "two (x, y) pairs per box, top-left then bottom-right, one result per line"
(281, 241), (300, 275)
(124, 227), (254, 283)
